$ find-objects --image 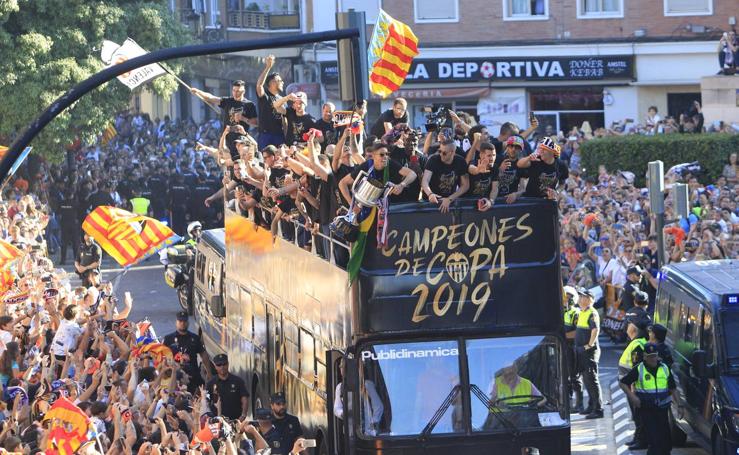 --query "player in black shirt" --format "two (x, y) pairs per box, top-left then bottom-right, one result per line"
(495, 135), (527, 203)
(517, 137), (569, 199)
(190, 79), (258, 129)
(314, 102), (338, 151)
(467, 142), (498, 211)
(370, 97), (408, 138)
(273, 91), (316, 145)
(256, 55), (286, 149)
(421, 139), (470, 213)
